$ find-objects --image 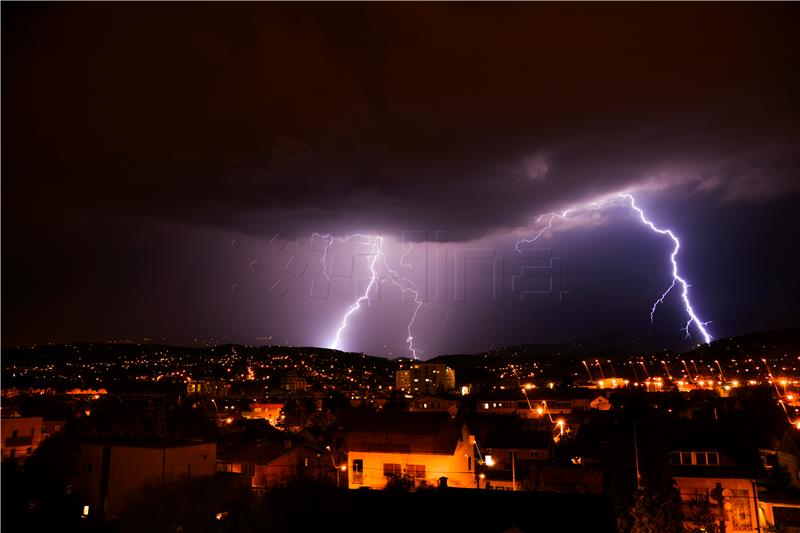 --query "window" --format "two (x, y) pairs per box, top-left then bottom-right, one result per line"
(468, 456), (472, 471)
(407, 464), (426, 479)
(670, 451), (720, 466)
(383, 463), (402, 477)
(696, 452), (707, 465)
(352, 459), (364, 484)
(217, 462), (245, 474)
